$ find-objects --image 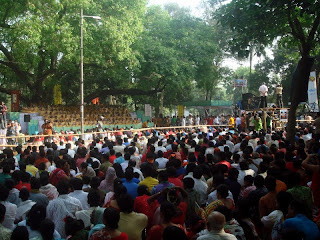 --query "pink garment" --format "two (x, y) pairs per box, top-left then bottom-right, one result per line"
(99, 167), (117, 192)
(76, 158), (86, 169)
